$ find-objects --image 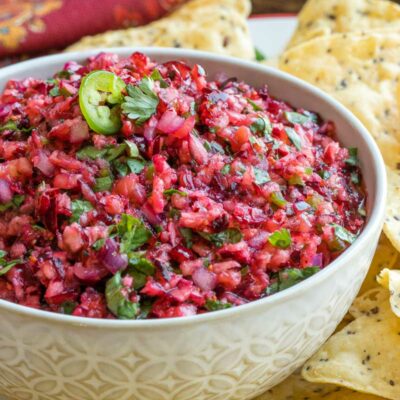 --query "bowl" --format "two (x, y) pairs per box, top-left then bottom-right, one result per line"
(0, 48), (386, 400)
